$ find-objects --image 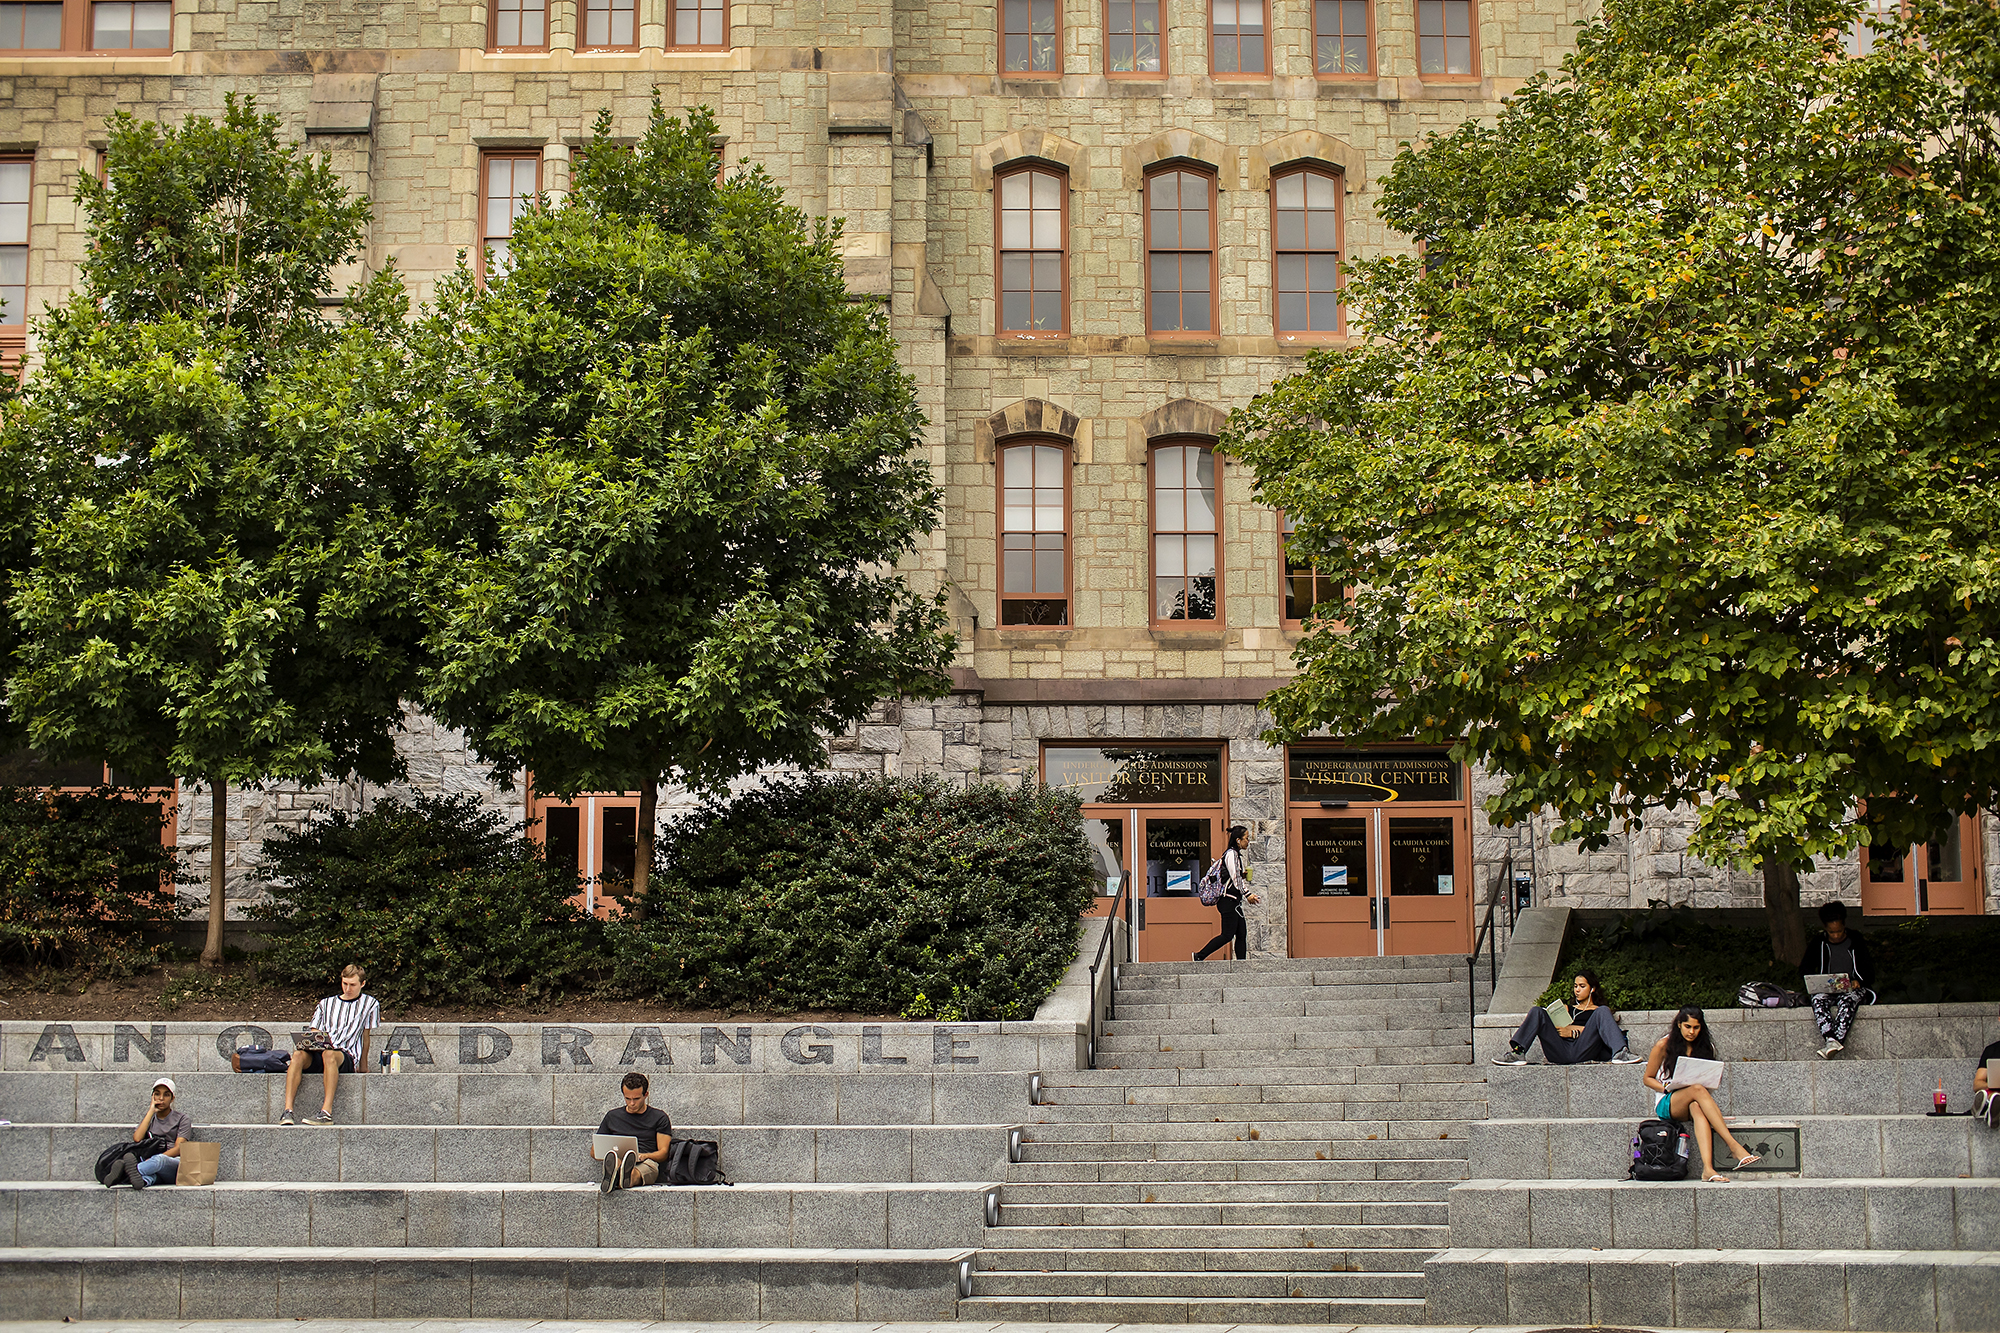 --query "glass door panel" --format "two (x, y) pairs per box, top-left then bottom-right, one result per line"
(1288, 812), (1378, 957)
(1082, 813), (1129, 919)
(1384, 812), (1470, 956)
(1860, 813), (1983, 916)
(1137, 812), (1222, 961)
